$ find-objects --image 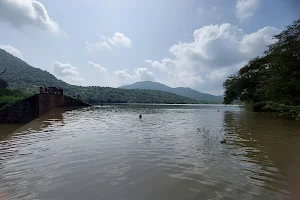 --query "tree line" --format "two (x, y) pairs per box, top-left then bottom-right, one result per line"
(223, 19), (300, 117)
